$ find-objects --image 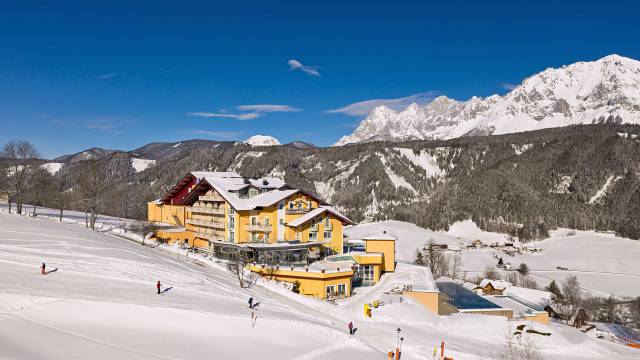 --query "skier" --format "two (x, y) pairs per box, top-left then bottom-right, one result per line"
(156, 280), (161, 294)
(348, 321), (354, 335)
(41, 262), (46, 275)
(248, 297), (254, 309)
